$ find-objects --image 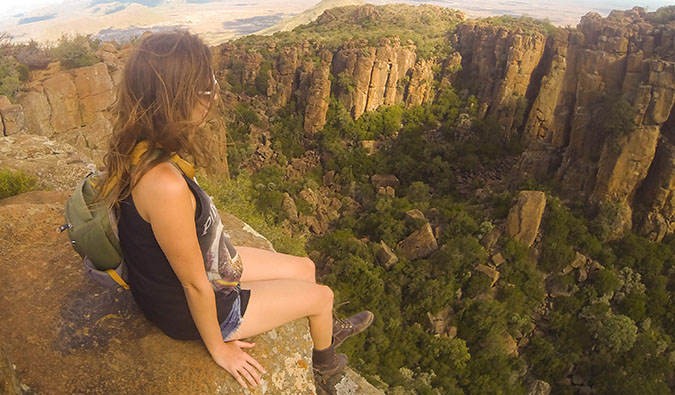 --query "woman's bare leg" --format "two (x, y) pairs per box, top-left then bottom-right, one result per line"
(237, 246), (316, 283)
(228, 279), (333, 349)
